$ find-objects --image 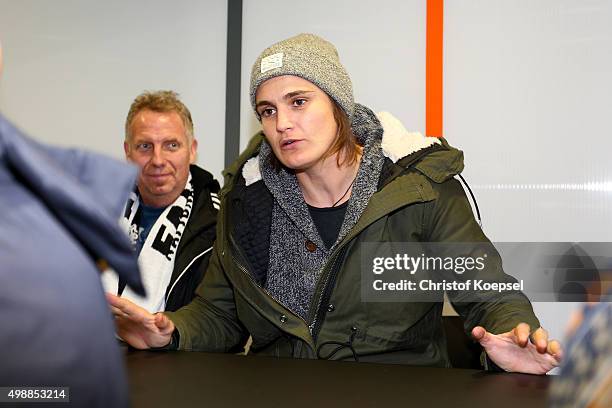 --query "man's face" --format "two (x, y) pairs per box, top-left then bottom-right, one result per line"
(124, 109), (197, 208)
